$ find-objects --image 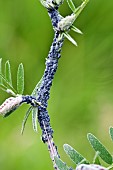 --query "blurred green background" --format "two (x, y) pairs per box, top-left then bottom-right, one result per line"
(0, 0), (113, 169)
